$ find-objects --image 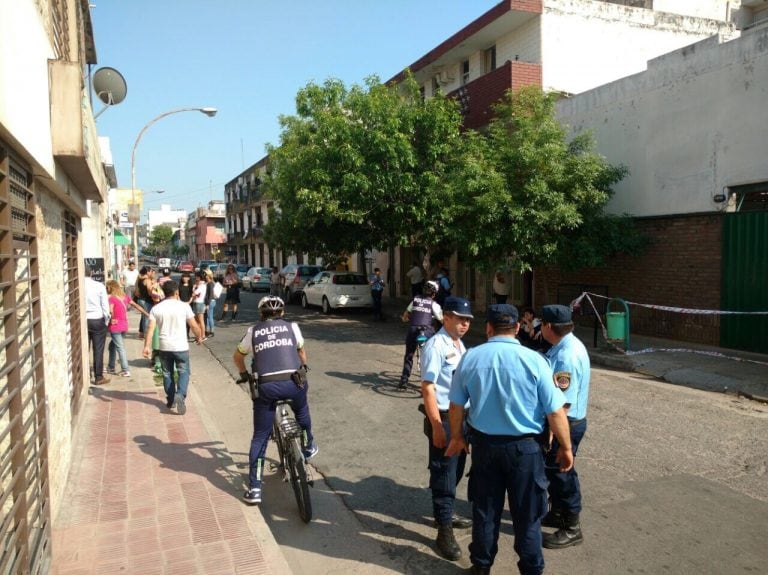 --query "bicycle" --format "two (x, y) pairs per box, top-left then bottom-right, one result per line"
(272, 399), (313, 523)
(414, 326), (430, 379)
